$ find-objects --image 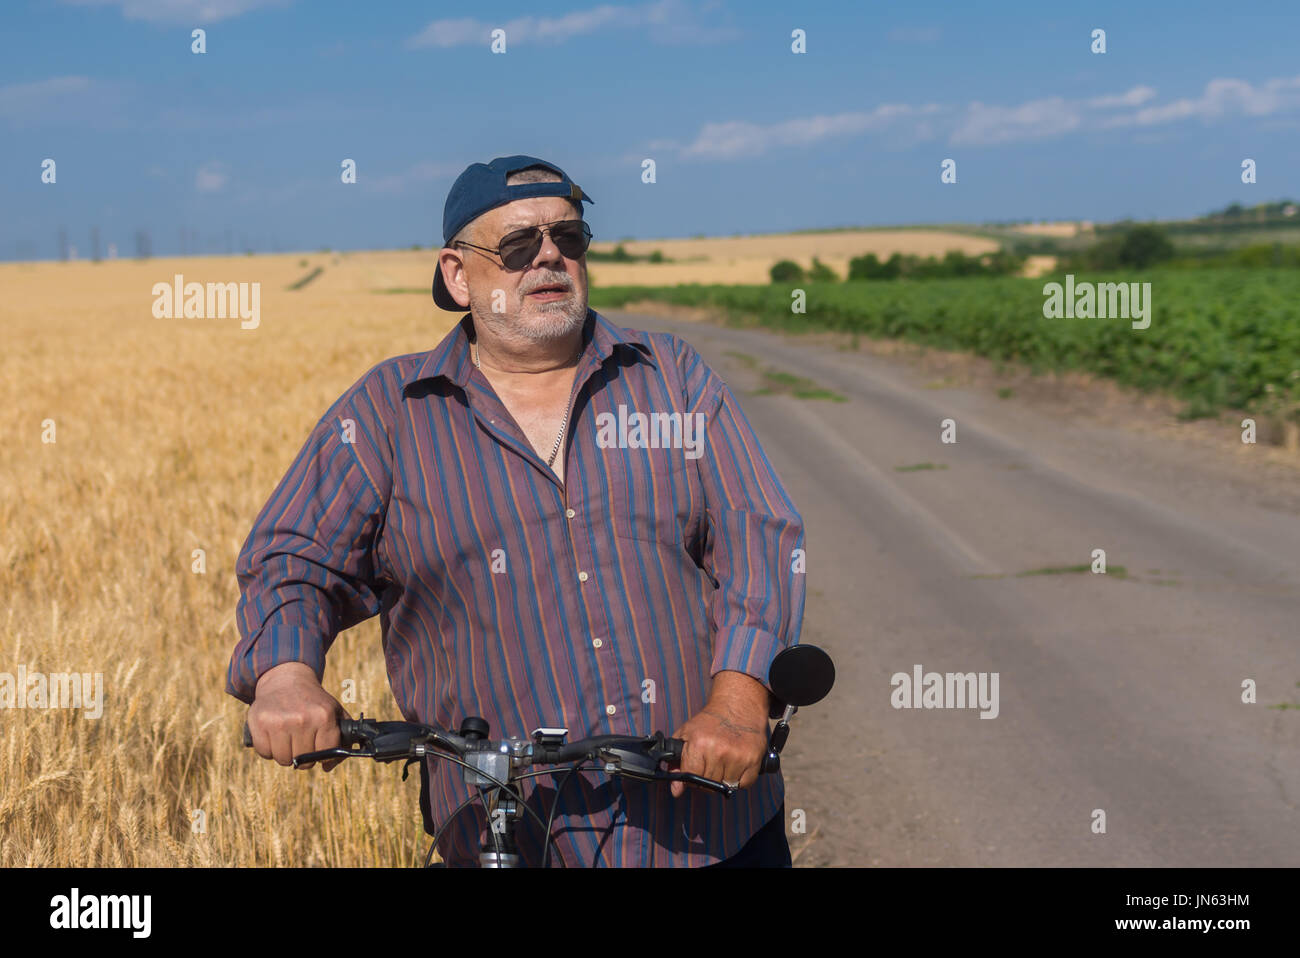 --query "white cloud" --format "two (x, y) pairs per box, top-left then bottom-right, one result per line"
(196, 161), (228, 192)
(58, 0), (291, 24)
(1086, 85), (1157, 109)
(407, 0), (734, 49)
(660, 73), (1300, 161)
(409, 16), (485, 48)
(953, 76), (1300, 145)
(0, 76), (92, 118)
(951, 97), (1081, 146)
(1116, 75), (1300, 127)
(680, 104), (943, 159)
(0, 75), (133, 131)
